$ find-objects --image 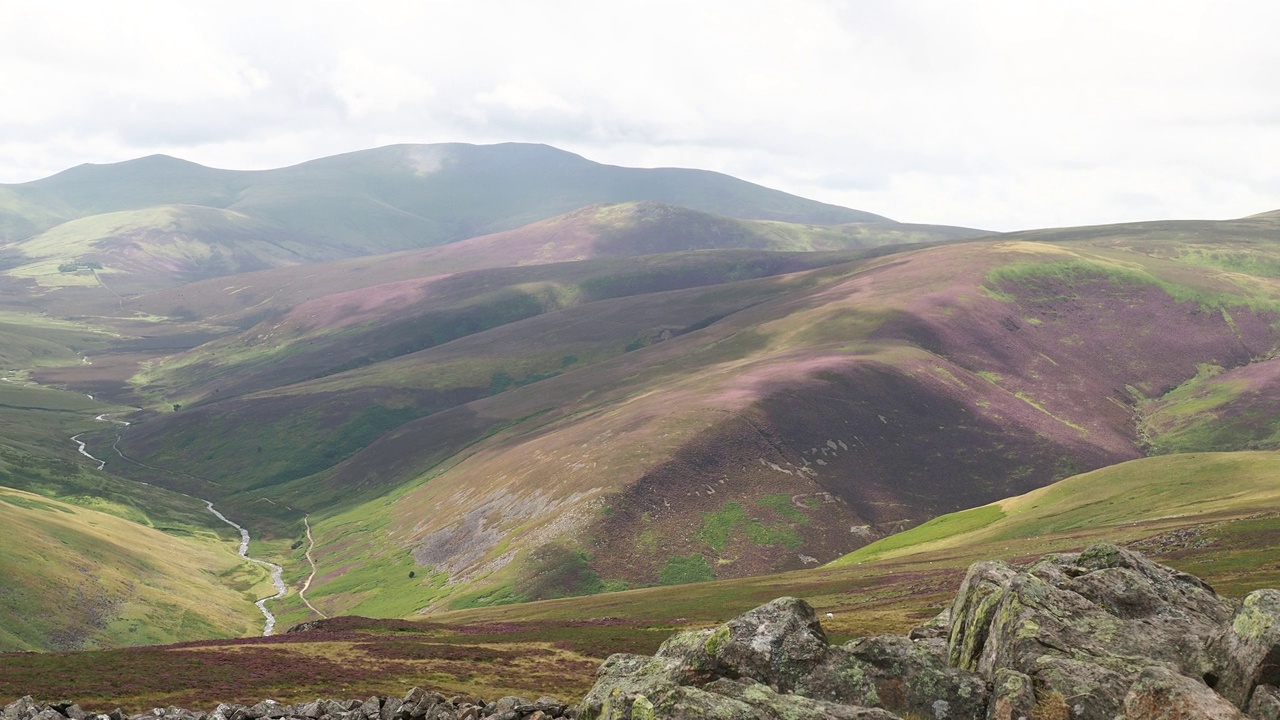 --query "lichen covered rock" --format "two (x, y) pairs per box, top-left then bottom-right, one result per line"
(1120, 666), (1245, 719)
(1212, 589), (1280, 708)
(946, 543), (1234, 719)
